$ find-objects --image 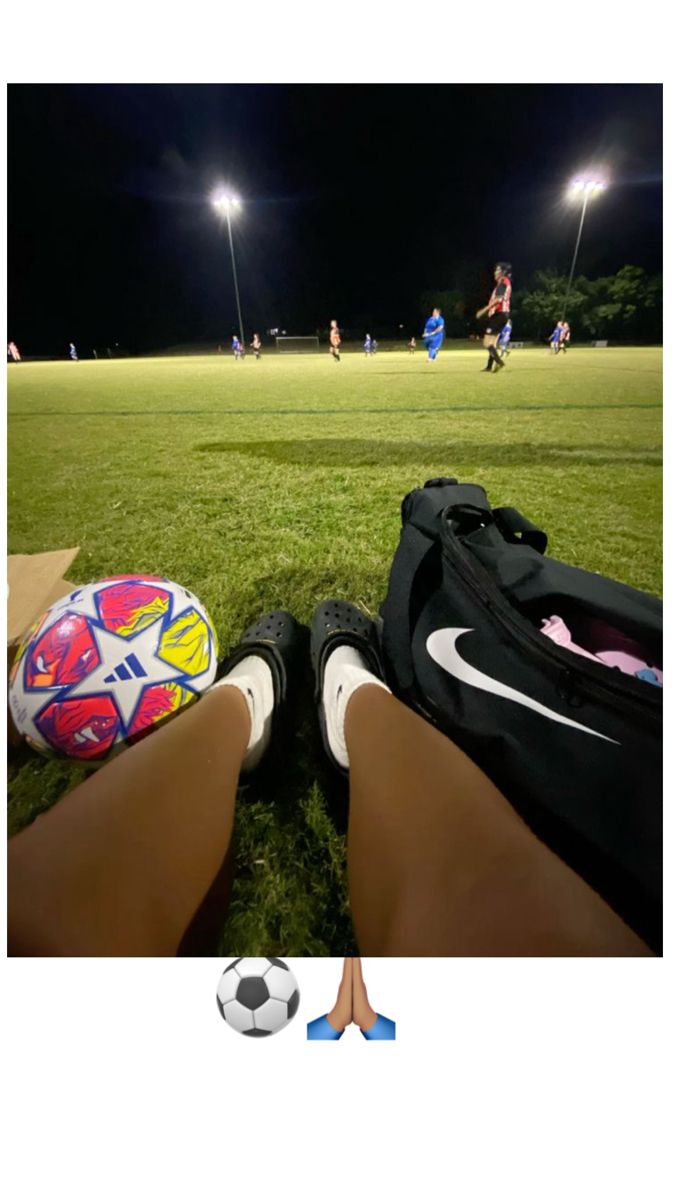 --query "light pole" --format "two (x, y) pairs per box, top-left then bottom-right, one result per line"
(562, 177), (606, 320)
(212, 191), (245, 347)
